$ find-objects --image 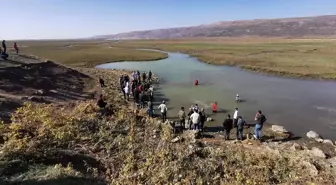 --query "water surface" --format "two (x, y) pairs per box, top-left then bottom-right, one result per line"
(97, 52), (336, 140)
